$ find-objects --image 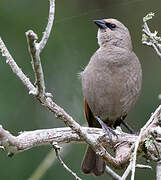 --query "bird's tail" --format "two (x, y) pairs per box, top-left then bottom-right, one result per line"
(81, 146), (105, 176)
